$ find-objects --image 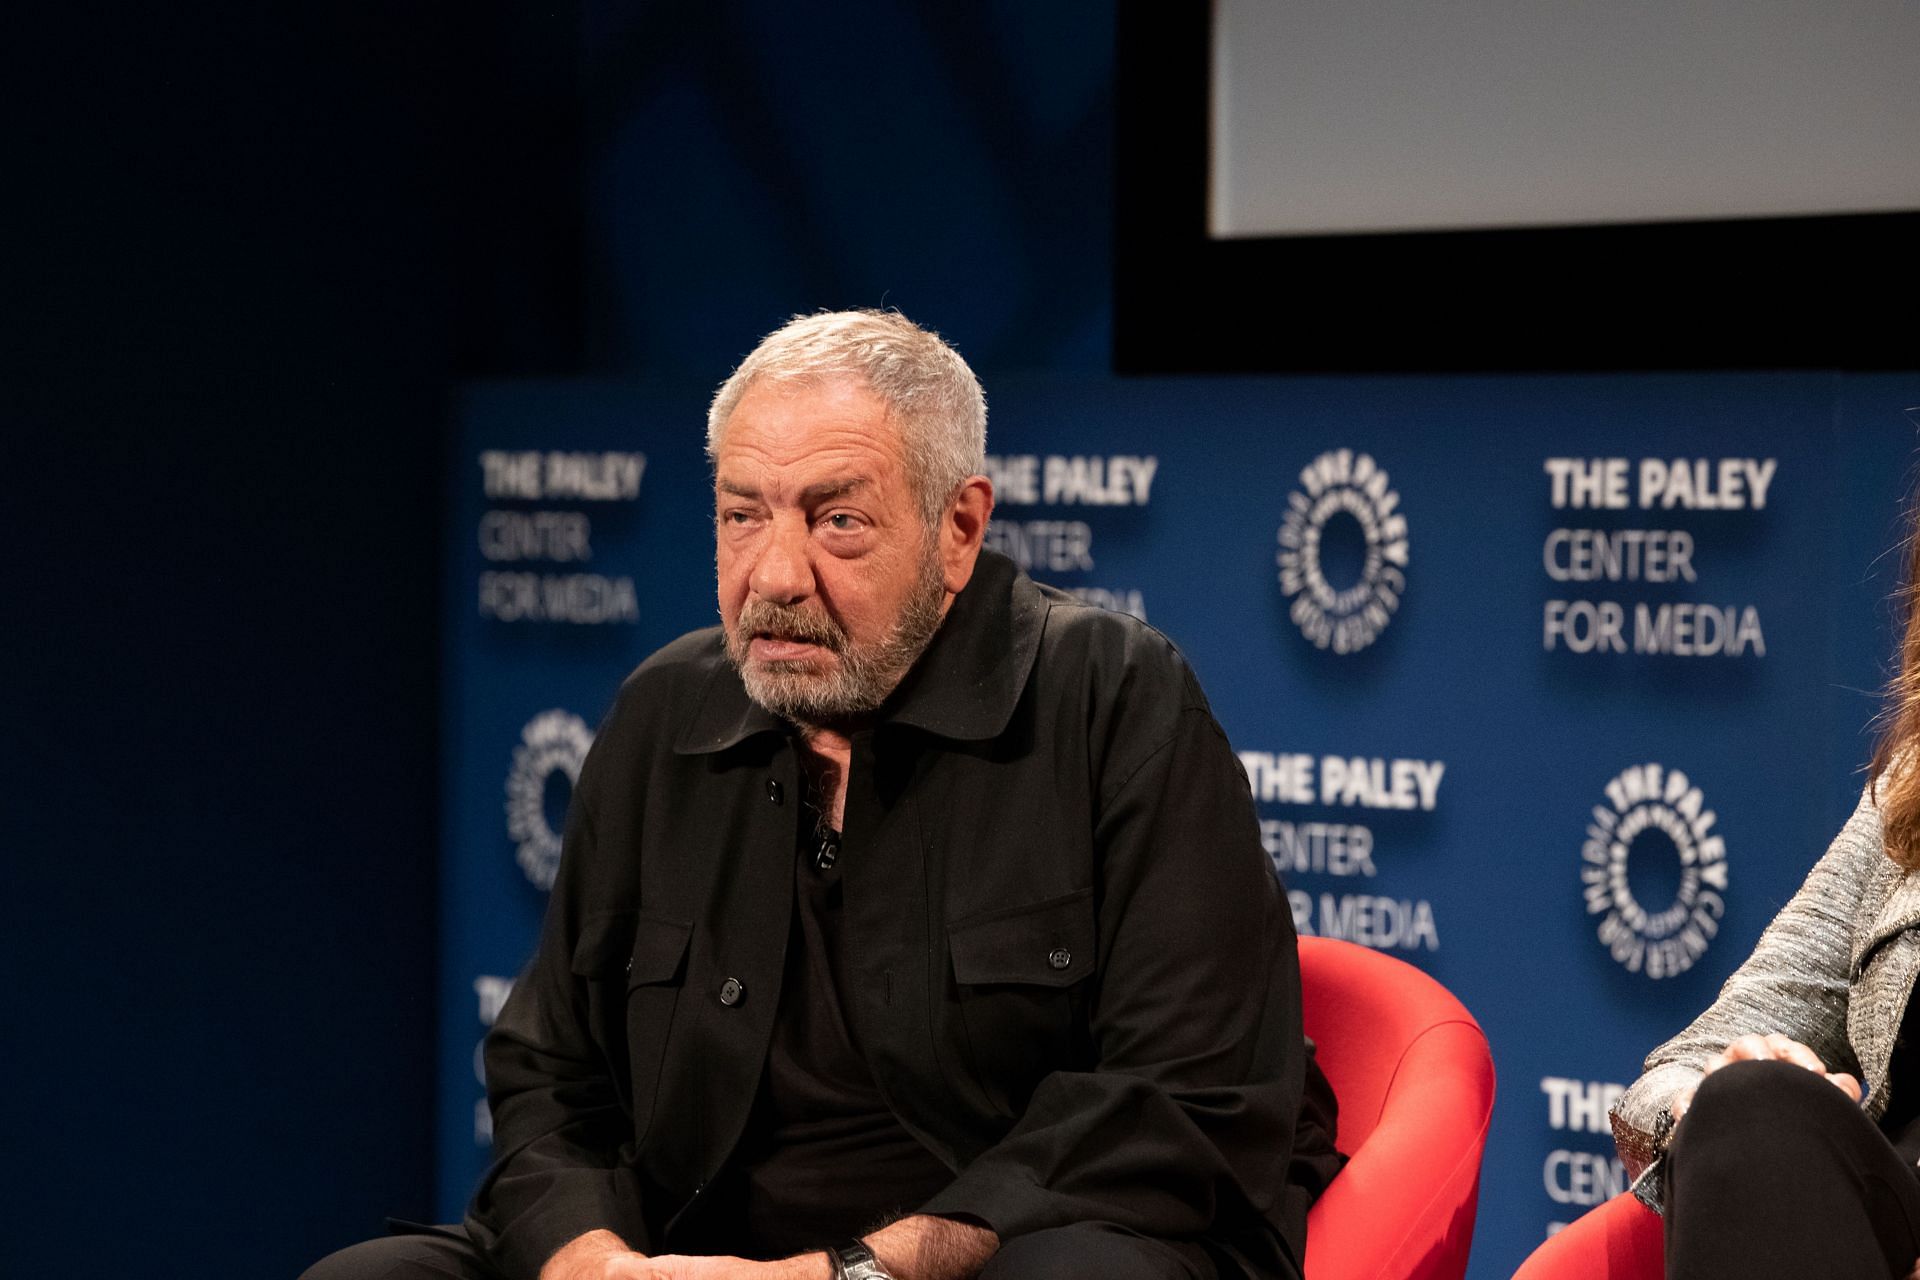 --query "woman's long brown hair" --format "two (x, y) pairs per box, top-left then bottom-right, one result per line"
(1873, 504), (1920, 869)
